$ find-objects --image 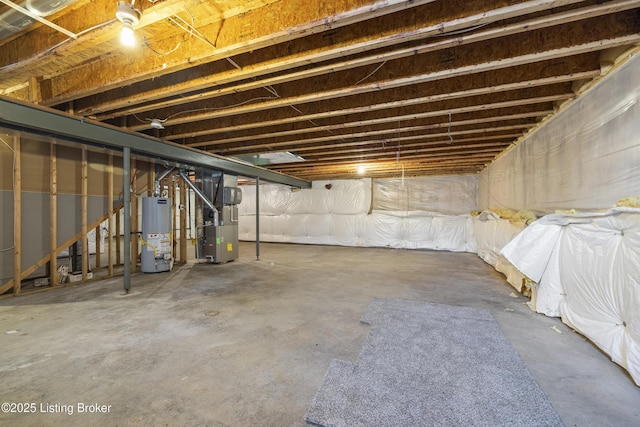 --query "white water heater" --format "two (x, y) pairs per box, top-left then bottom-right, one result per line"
(141, 197), (172, 273)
